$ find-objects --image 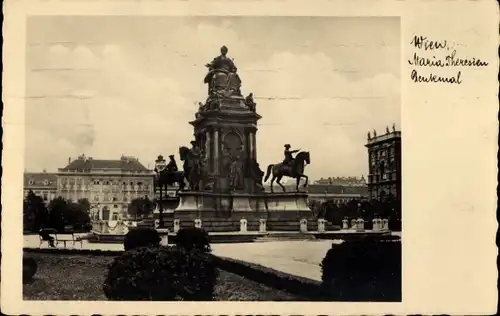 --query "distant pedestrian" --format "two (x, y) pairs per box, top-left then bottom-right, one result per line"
(39, 224), (55, 248)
